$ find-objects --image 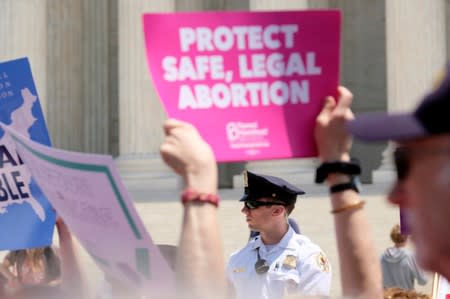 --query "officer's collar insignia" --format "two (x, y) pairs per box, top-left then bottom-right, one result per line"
(233, 267), (246, 273)
(282, 255), (297, 269)
(315, 252), (330, 273)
